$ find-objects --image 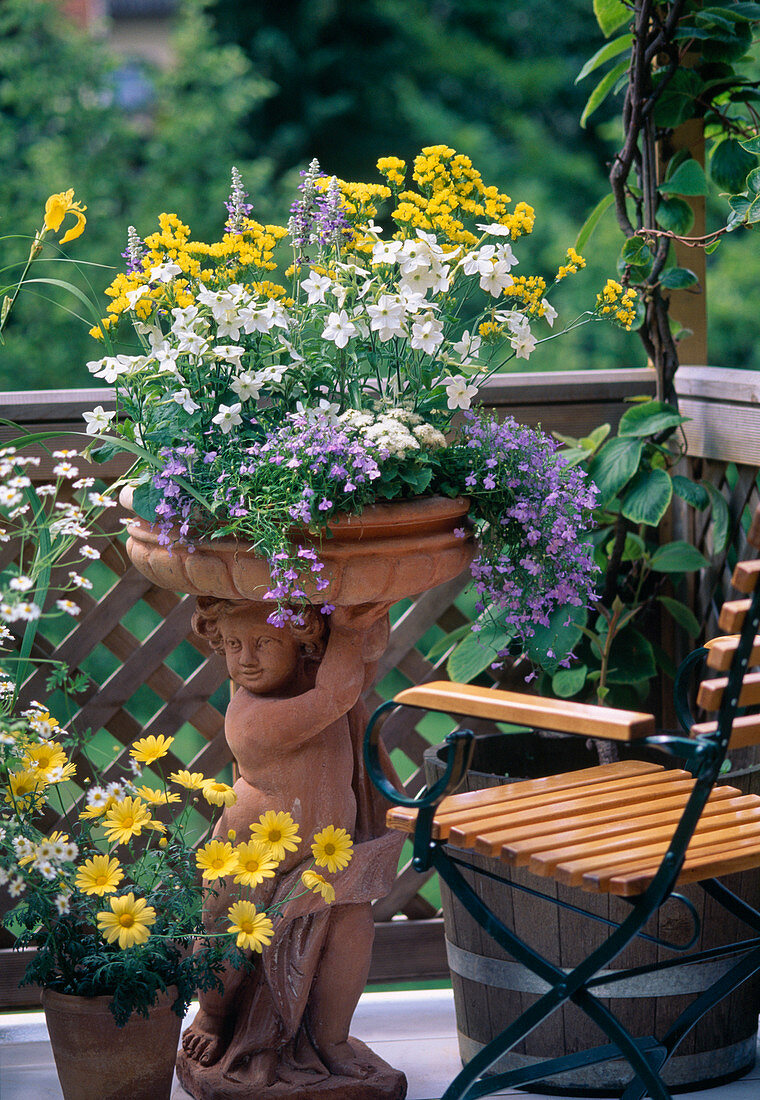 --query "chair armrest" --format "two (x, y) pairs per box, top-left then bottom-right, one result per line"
(394, 681), (655, 741)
